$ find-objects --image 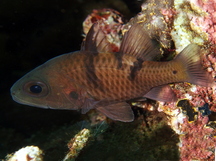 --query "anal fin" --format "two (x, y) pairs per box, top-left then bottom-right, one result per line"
(144, 85), (177, 102)
(96, 102), (134, 122)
